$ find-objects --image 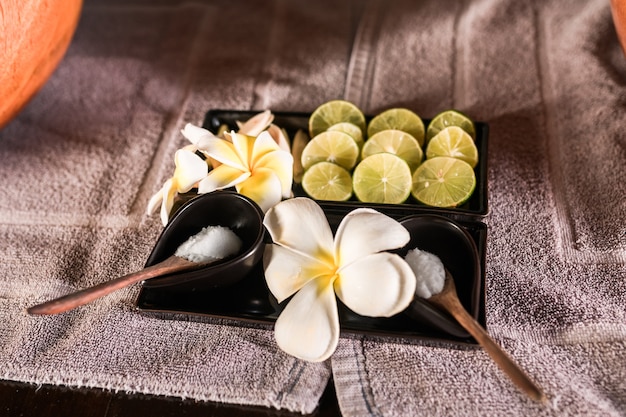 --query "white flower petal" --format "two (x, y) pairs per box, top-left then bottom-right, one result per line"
(334, 208), (410, 268)
(197, 165), (250, 193)
(263, 244), (332, 302)
(181, 123), (216, 146)
(228, 131), (253, 167)
(263, 198), (334, 264)
(238, 110), (274, 136)
(173, 149), (209, 192)
(160, 179), (176, 226)
(274, 278), (339, 362)
(335, 252), (416, 317)
(254, 149), (293, 198)
(195, 135), (220, 151)
(235, 167), (282, 213)
(180, 144), (198, 152)
(267, 123), (291, 153)
(251, 130), (281, 164)
(202, 137), (247, 171)
(147, 187), (163, 215)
